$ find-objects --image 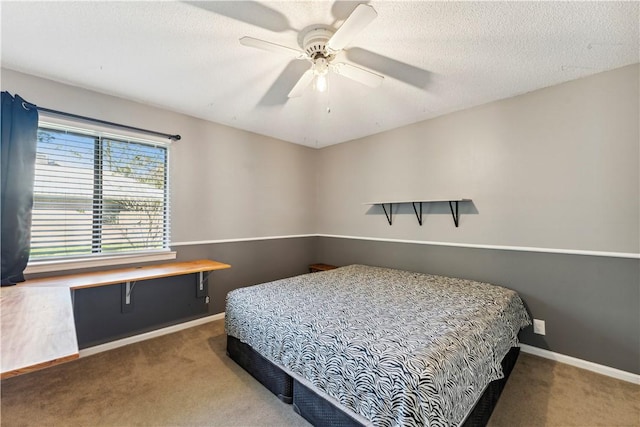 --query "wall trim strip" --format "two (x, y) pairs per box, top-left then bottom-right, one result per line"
(317, 234), (640, 259)
(171, 234), (639, 259)
(520, 344), (640, 384)
(79, 313), (225, 358)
